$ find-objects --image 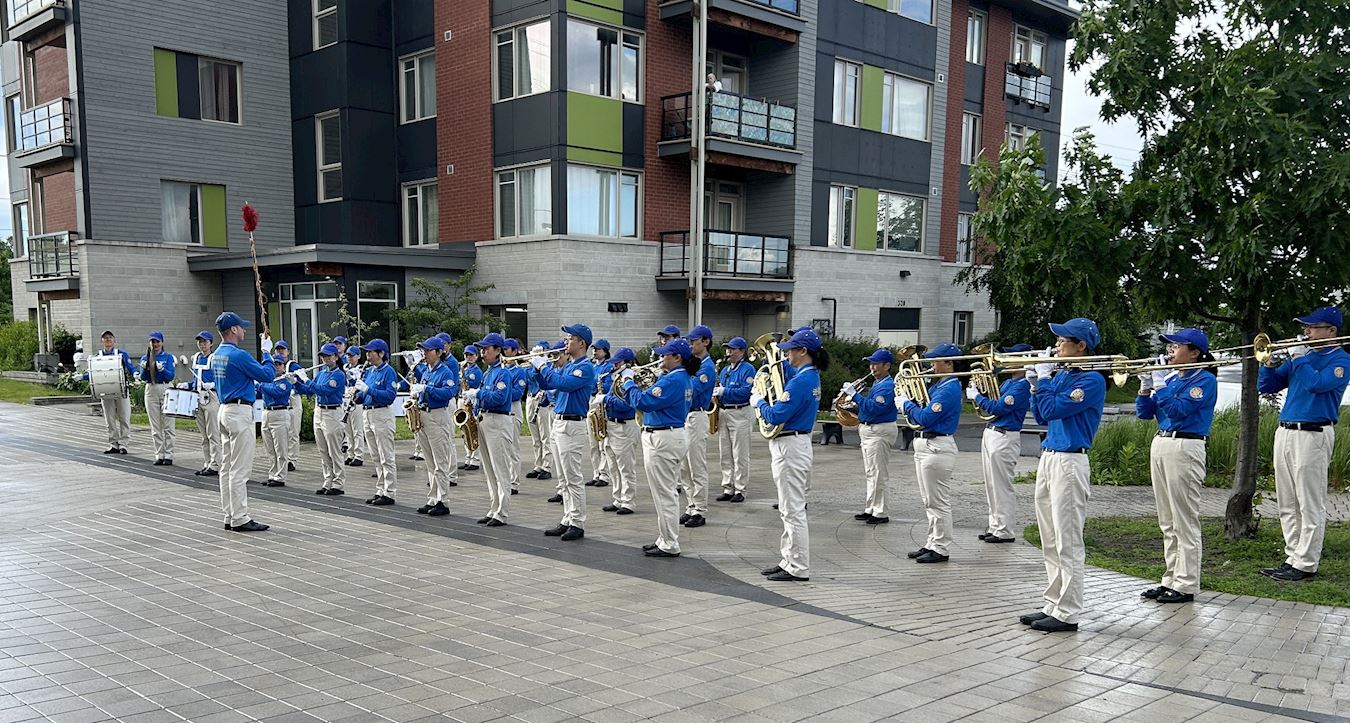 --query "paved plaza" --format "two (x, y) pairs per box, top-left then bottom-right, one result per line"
(1, 401), (1348, 723)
